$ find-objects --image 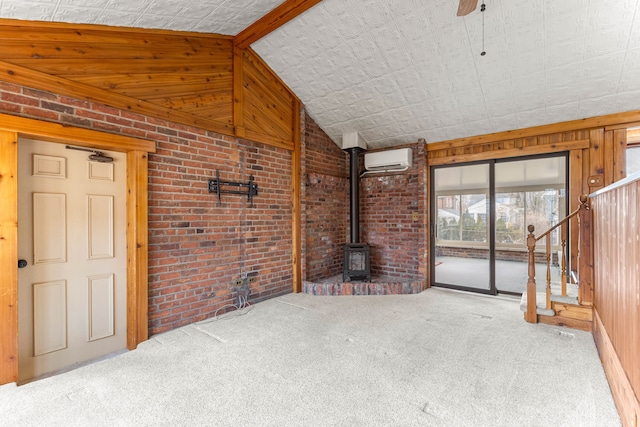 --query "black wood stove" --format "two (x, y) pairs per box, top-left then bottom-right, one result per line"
(343, 243), (370, 282)
(342, 146), (371, 282)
